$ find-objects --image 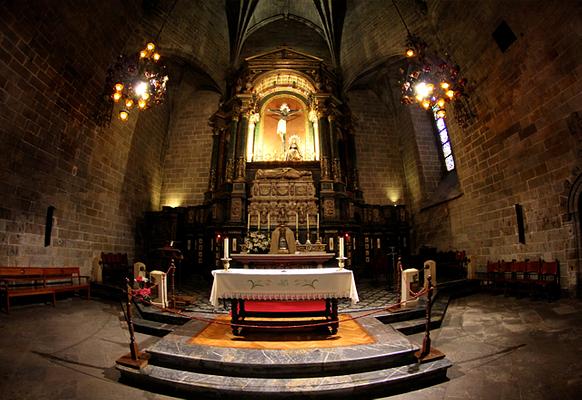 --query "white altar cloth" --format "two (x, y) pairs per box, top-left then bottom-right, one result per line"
(210, 268), (359, 307)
